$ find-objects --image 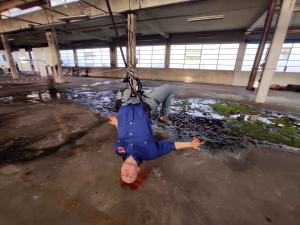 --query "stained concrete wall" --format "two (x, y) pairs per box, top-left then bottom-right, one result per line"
(87, 67), (234, 85)
(233, 71), (300, 86)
